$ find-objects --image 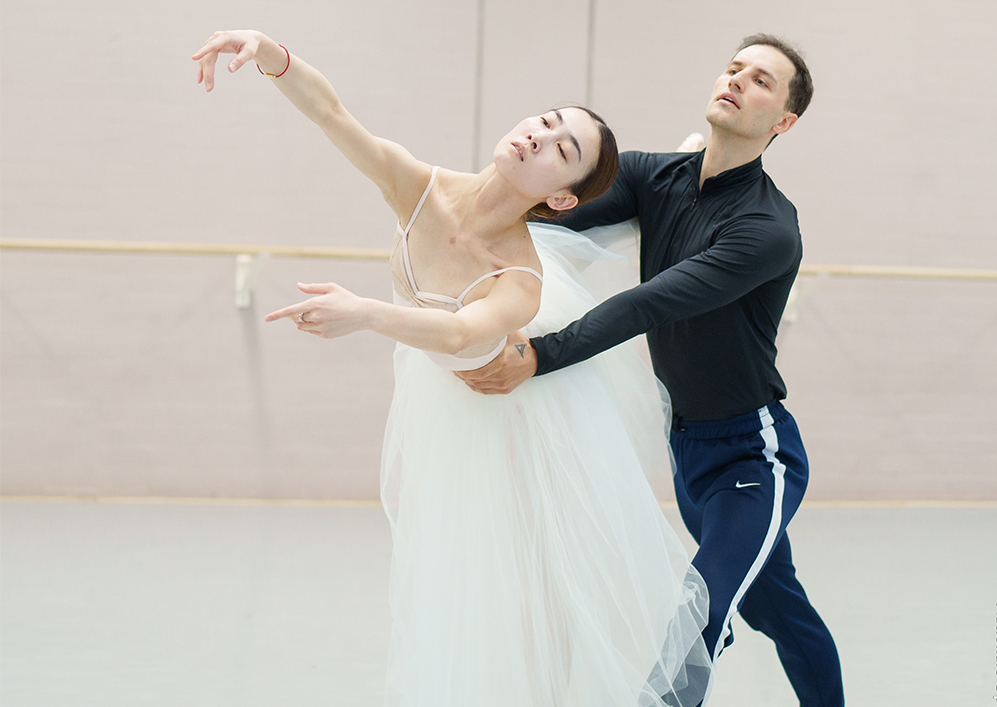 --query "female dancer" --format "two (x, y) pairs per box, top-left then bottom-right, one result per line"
(194, 30), (710, 707)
